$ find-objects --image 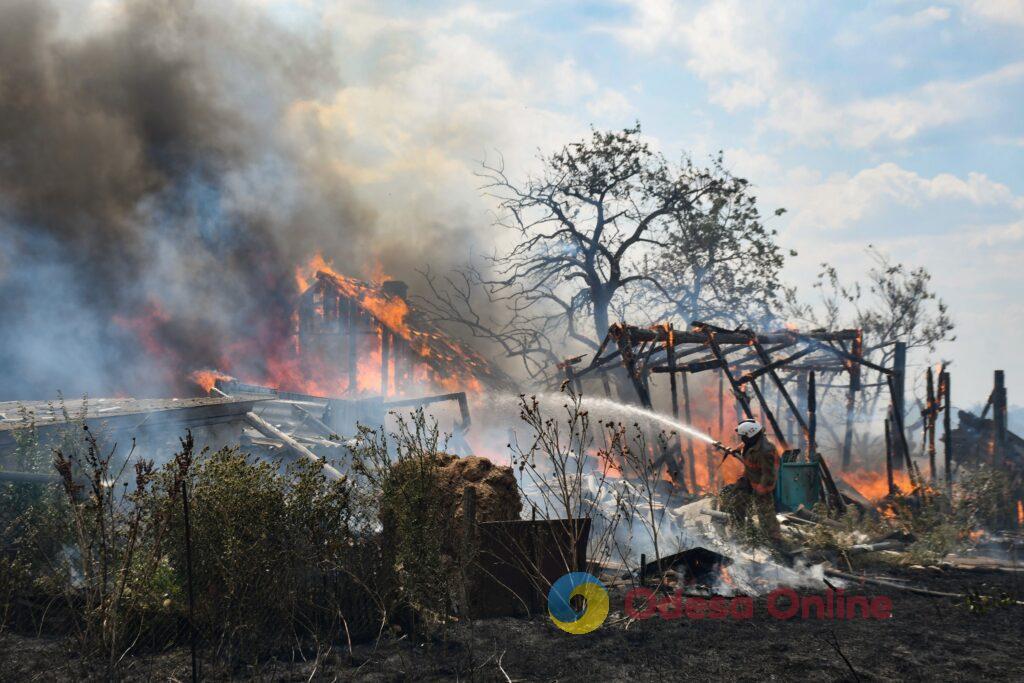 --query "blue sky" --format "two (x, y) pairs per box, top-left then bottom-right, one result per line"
(83, 0), (1023, 404)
